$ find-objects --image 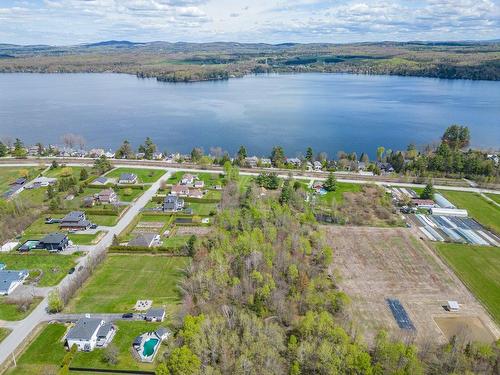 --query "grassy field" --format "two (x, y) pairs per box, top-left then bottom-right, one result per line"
(436, 243), (500, 324)
(485, 193), (500, 205)
(116, 187), (144, 202)
(0, 252), (78, 287)
(317, 182), (362, 205)
(162, 235), (190, 248)
(44, 166), (90, 180)
(0, 328), (10, 343)
(0, 297), (42, 321)
(186, 202), (218, 216)
(71, 321), (167, 371)
(66, 255), (189, 313)
(441, 191), (500, 234)
(6, 323), (67, 375)
(0, 167), (38, 194)
(106, 168), (165, 183)
(68, 231), (104, 245)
